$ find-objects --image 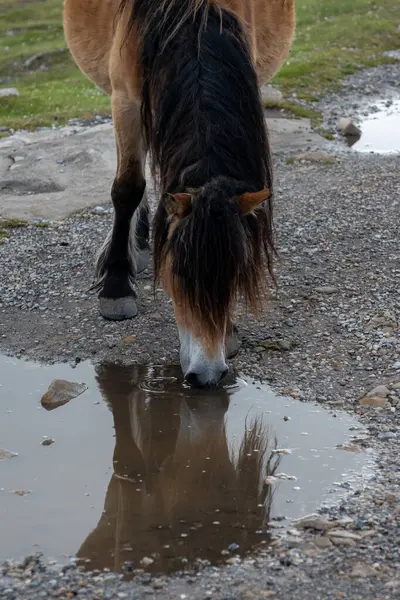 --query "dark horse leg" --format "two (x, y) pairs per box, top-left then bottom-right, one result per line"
(94, 94), (149, 320)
